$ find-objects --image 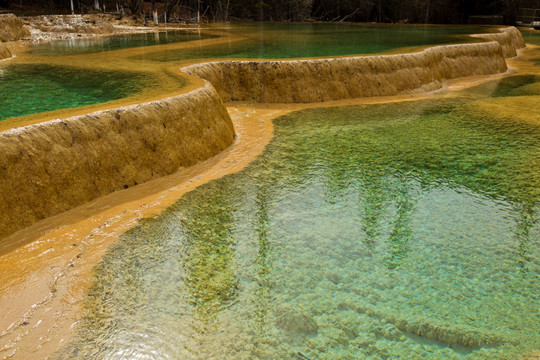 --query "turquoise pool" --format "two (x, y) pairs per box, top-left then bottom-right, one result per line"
(2, 23), (497, 121)
(57, 79), (539, 359)
(520, 28), (540, 45)
(520, 28), (540, 66)
(0, 64), (158, 120)
(136, 23), (492, 61)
